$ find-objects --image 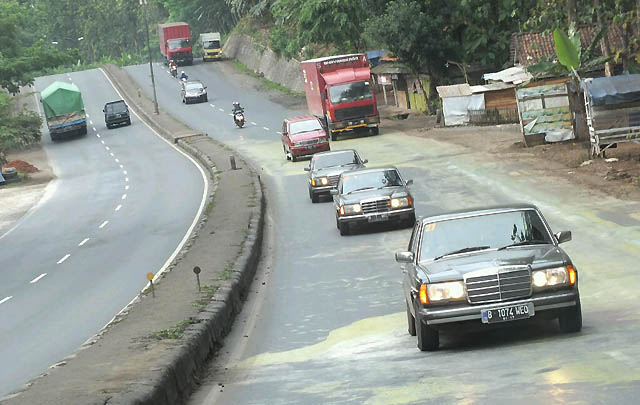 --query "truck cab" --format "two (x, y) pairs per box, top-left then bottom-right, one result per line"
(200, 32), (222, 61)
